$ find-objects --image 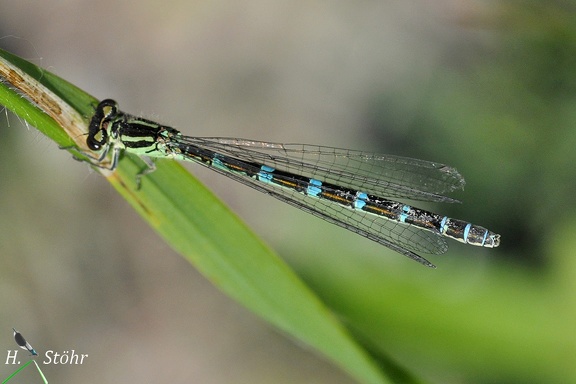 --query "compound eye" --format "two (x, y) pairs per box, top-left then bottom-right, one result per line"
(87, 128), (107, 150)
(87, 140), (101, 151)
(97, 99), (118, 118)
